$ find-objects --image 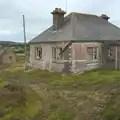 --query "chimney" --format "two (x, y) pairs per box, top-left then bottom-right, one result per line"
(51, 8), (66, 30)
(100, 14), (110, 21)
